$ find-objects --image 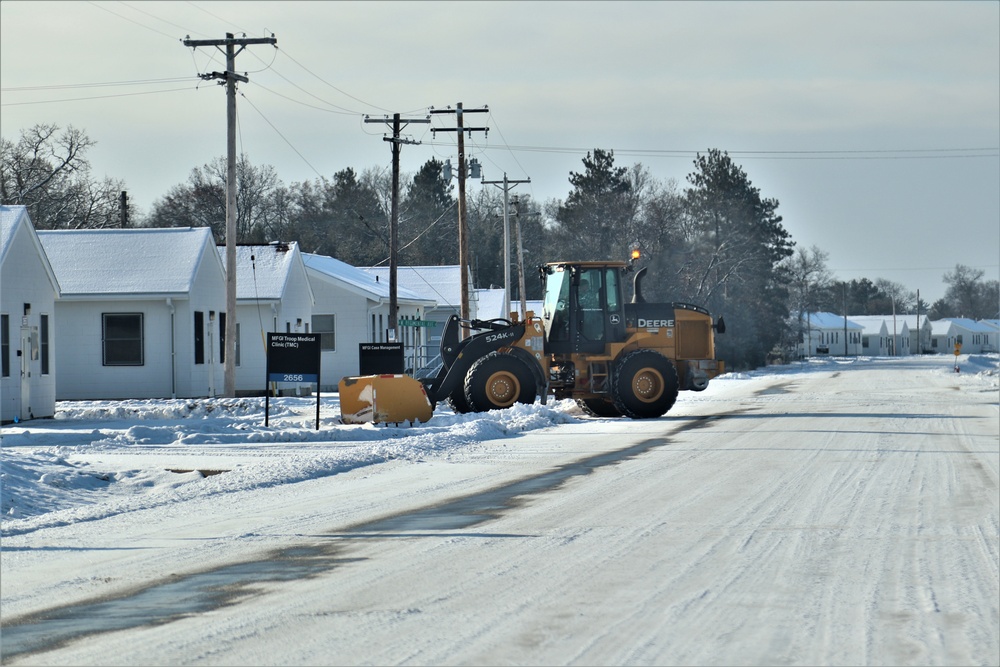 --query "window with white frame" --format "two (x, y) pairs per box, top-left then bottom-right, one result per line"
(103, 313), (144, 366)
(313, 314), (336, 351)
